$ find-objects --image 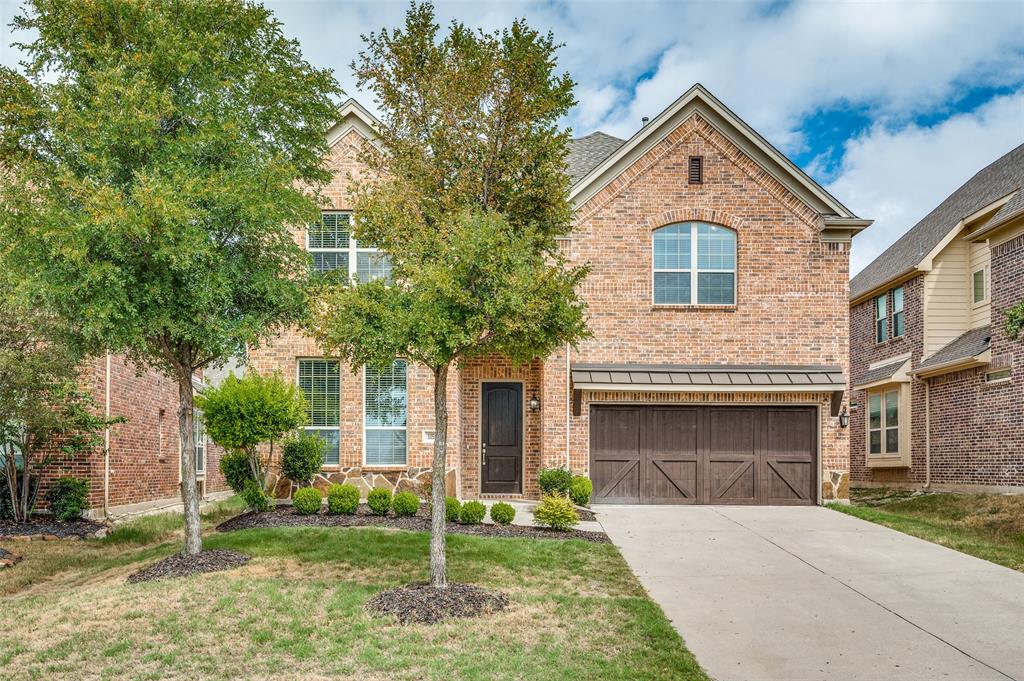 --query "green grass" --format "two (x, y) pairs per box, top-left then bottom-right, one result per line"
(0, 514), (707, 680)
(830, 488), (1024, 572)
